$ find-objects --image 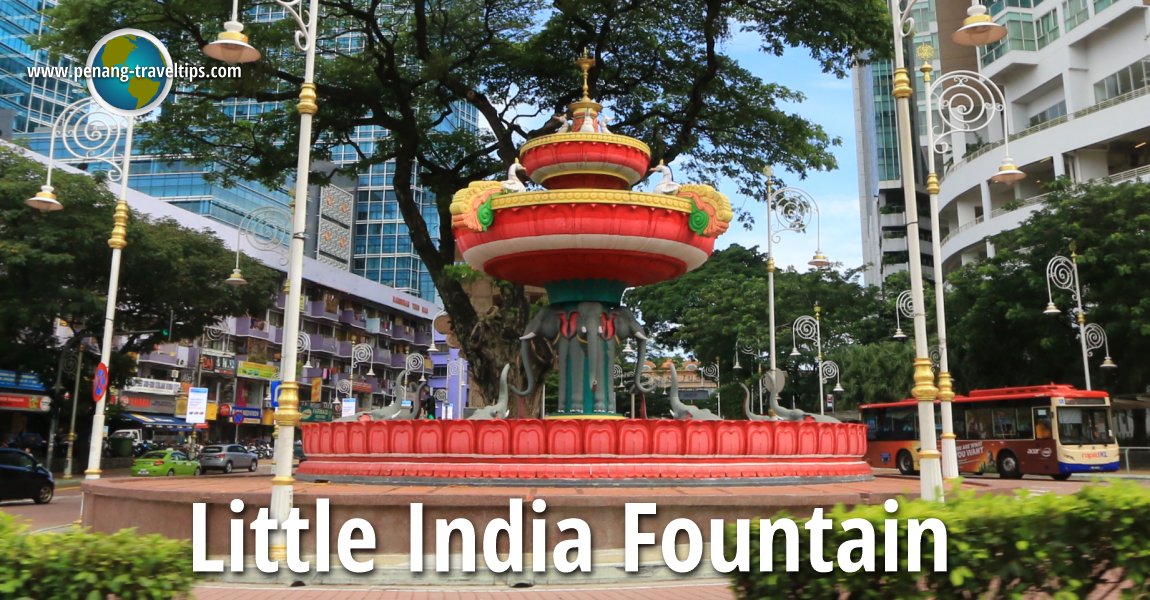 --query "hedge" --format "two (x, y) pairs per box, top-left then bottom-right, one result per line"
(0, 513), (198, 599)
(728, 481), (1150, 599)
